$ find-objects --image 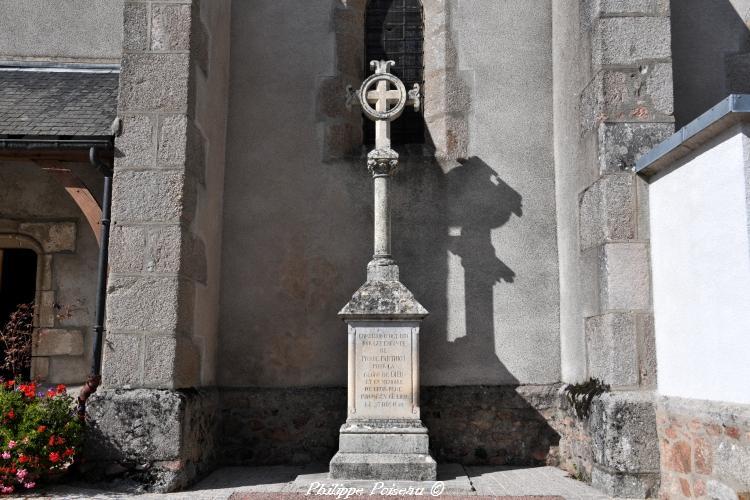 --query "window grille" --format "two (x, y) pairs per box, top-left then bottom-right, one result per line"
(364, 0), (424, 146)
